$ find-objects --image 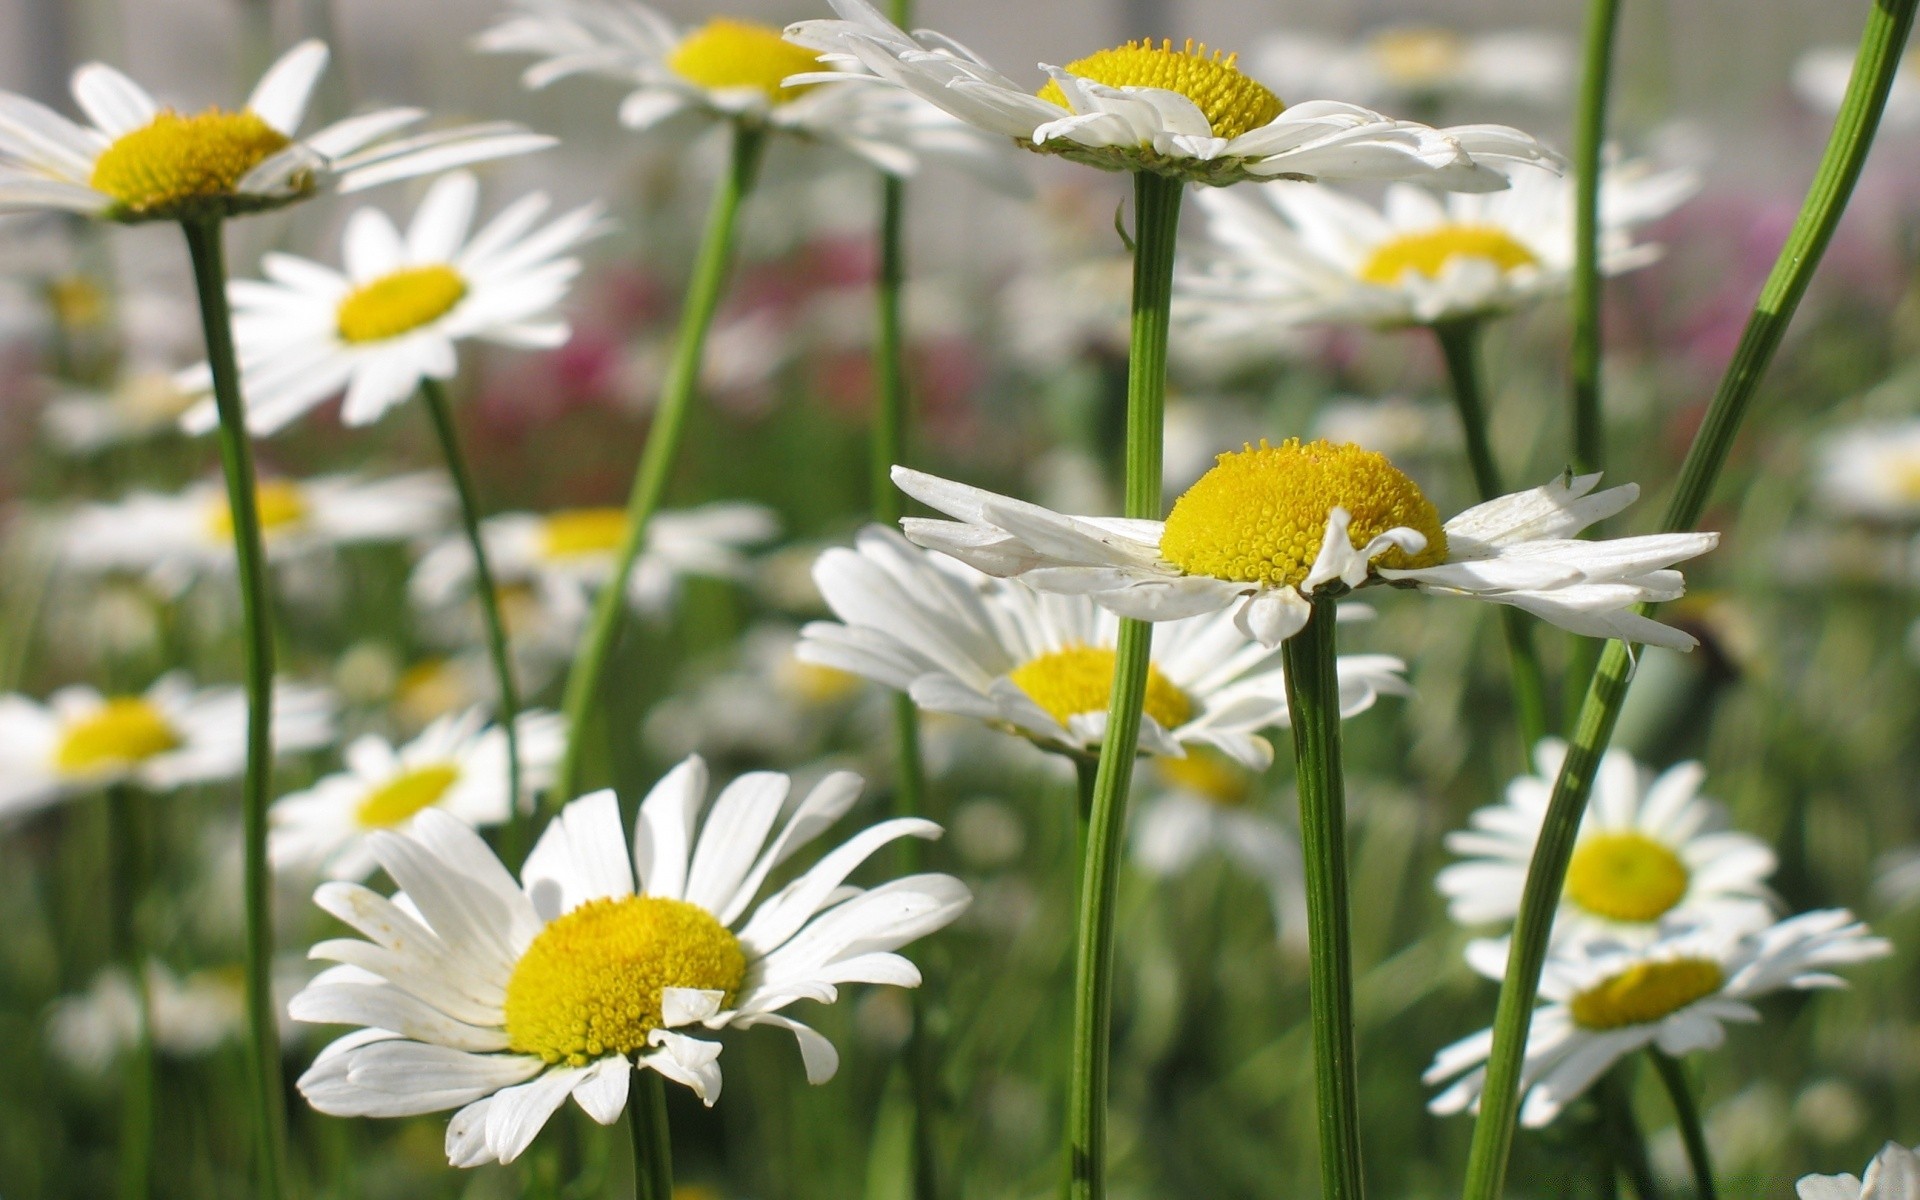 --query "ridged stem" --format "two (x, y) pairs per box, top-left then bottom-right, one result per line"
(1570, 0), (1623, 477)
(629, 1070), (673, 1200)
(1650, 1051), (1717, 1200)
